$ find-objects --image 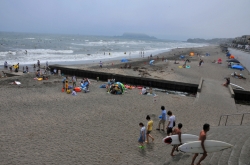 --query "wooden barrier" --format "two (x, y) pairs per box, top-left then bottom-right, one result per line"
(50, 65), (199, 93)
